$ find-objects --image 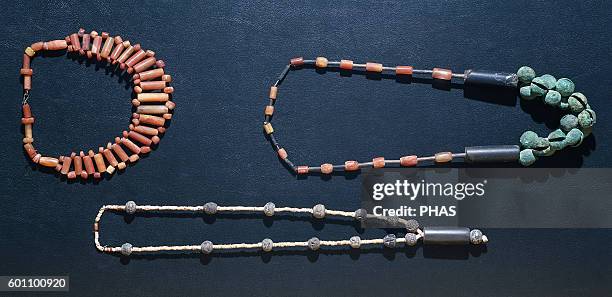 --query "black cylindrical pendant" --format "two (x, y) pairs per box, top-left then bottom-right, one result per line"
(464, 145), (520, 163)
(422, 226), (470, 245)
(464, 69), (518, 88)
